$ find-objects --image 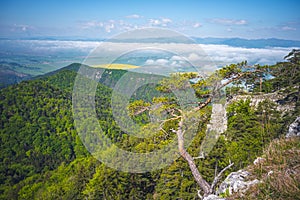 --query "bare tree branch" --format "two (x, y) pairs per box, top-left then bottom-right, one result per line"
(193, 97), (212, 112)
(158, 115), (182, 133)
(176, 116), (211, 195)
(192, 70), (262, 113)
(133, 106), (150, 115)
(210, 162), (234, 194)
(197, 189), (203, 199)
